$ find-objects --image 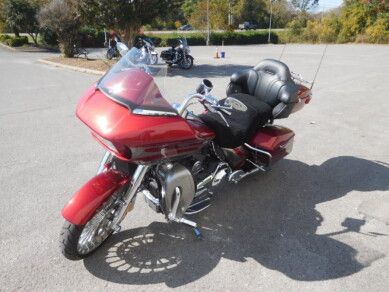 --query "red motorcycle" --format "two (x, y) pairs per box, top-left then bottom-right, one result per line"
(60, 48), (312, 260)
